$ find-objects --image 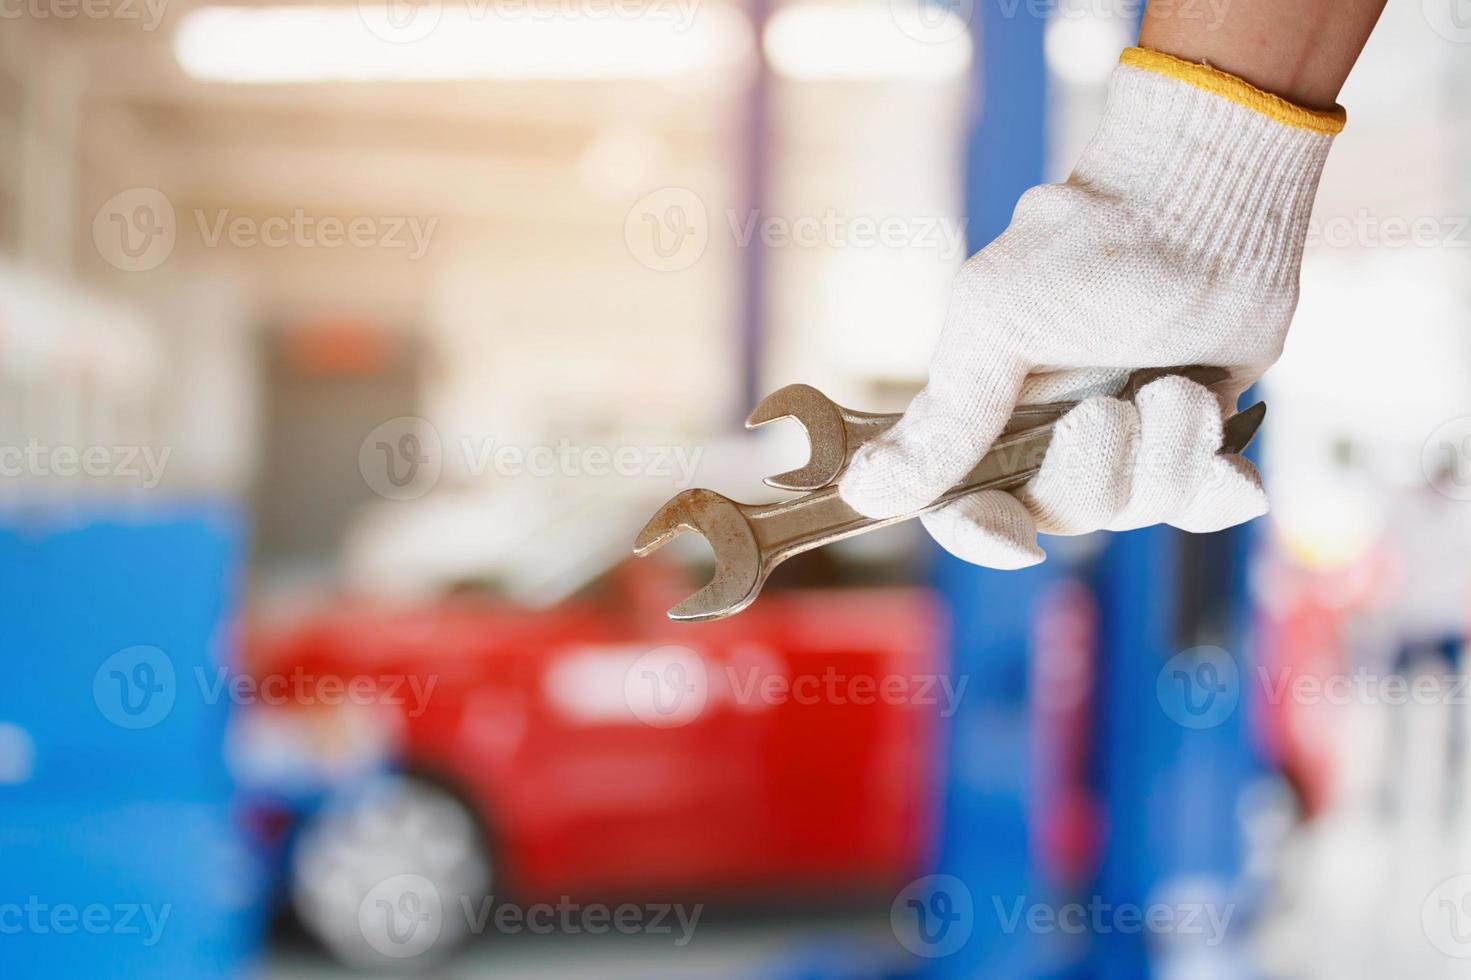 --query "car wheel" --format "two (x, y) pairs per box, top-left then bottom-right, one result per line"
(290, 772), (492, 969)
